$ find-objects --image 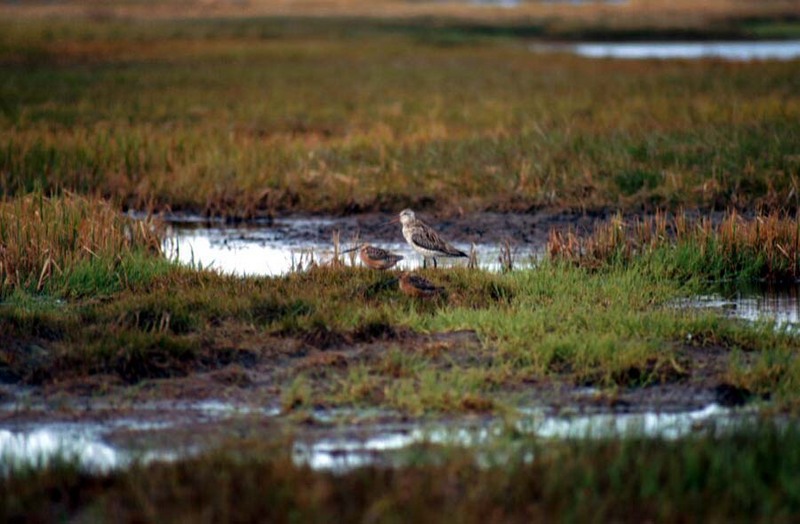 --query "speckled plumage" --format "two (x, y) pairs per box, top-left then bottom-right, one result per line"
(398, 272), (444, 298)
(358, 244), (404, 270)
(397, 209), (467, 268)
